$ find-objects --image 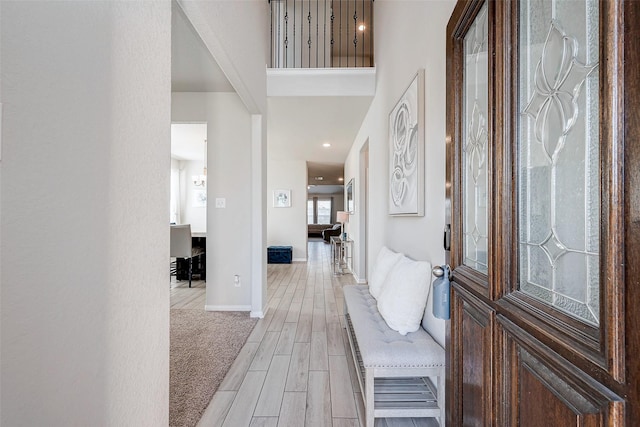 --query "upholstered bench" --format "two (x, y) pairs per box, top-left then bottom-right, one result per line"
(342, 248), (445, 427)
